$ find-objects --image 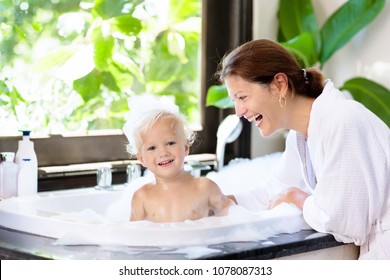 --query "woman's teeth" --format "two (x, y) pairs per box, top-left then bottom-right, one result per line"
(249, 114), (262, 122)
